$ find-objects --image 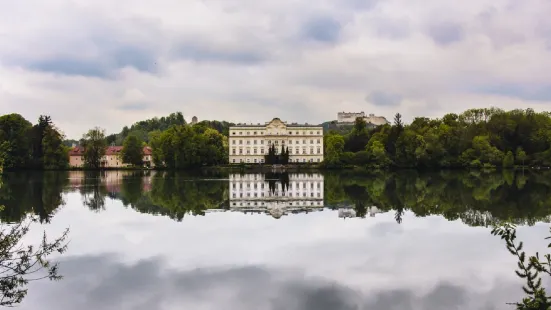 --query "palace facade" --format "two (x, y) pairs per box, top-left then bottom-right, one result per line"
(228, 118), (324, 164)
(229, 173), (324, 219)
